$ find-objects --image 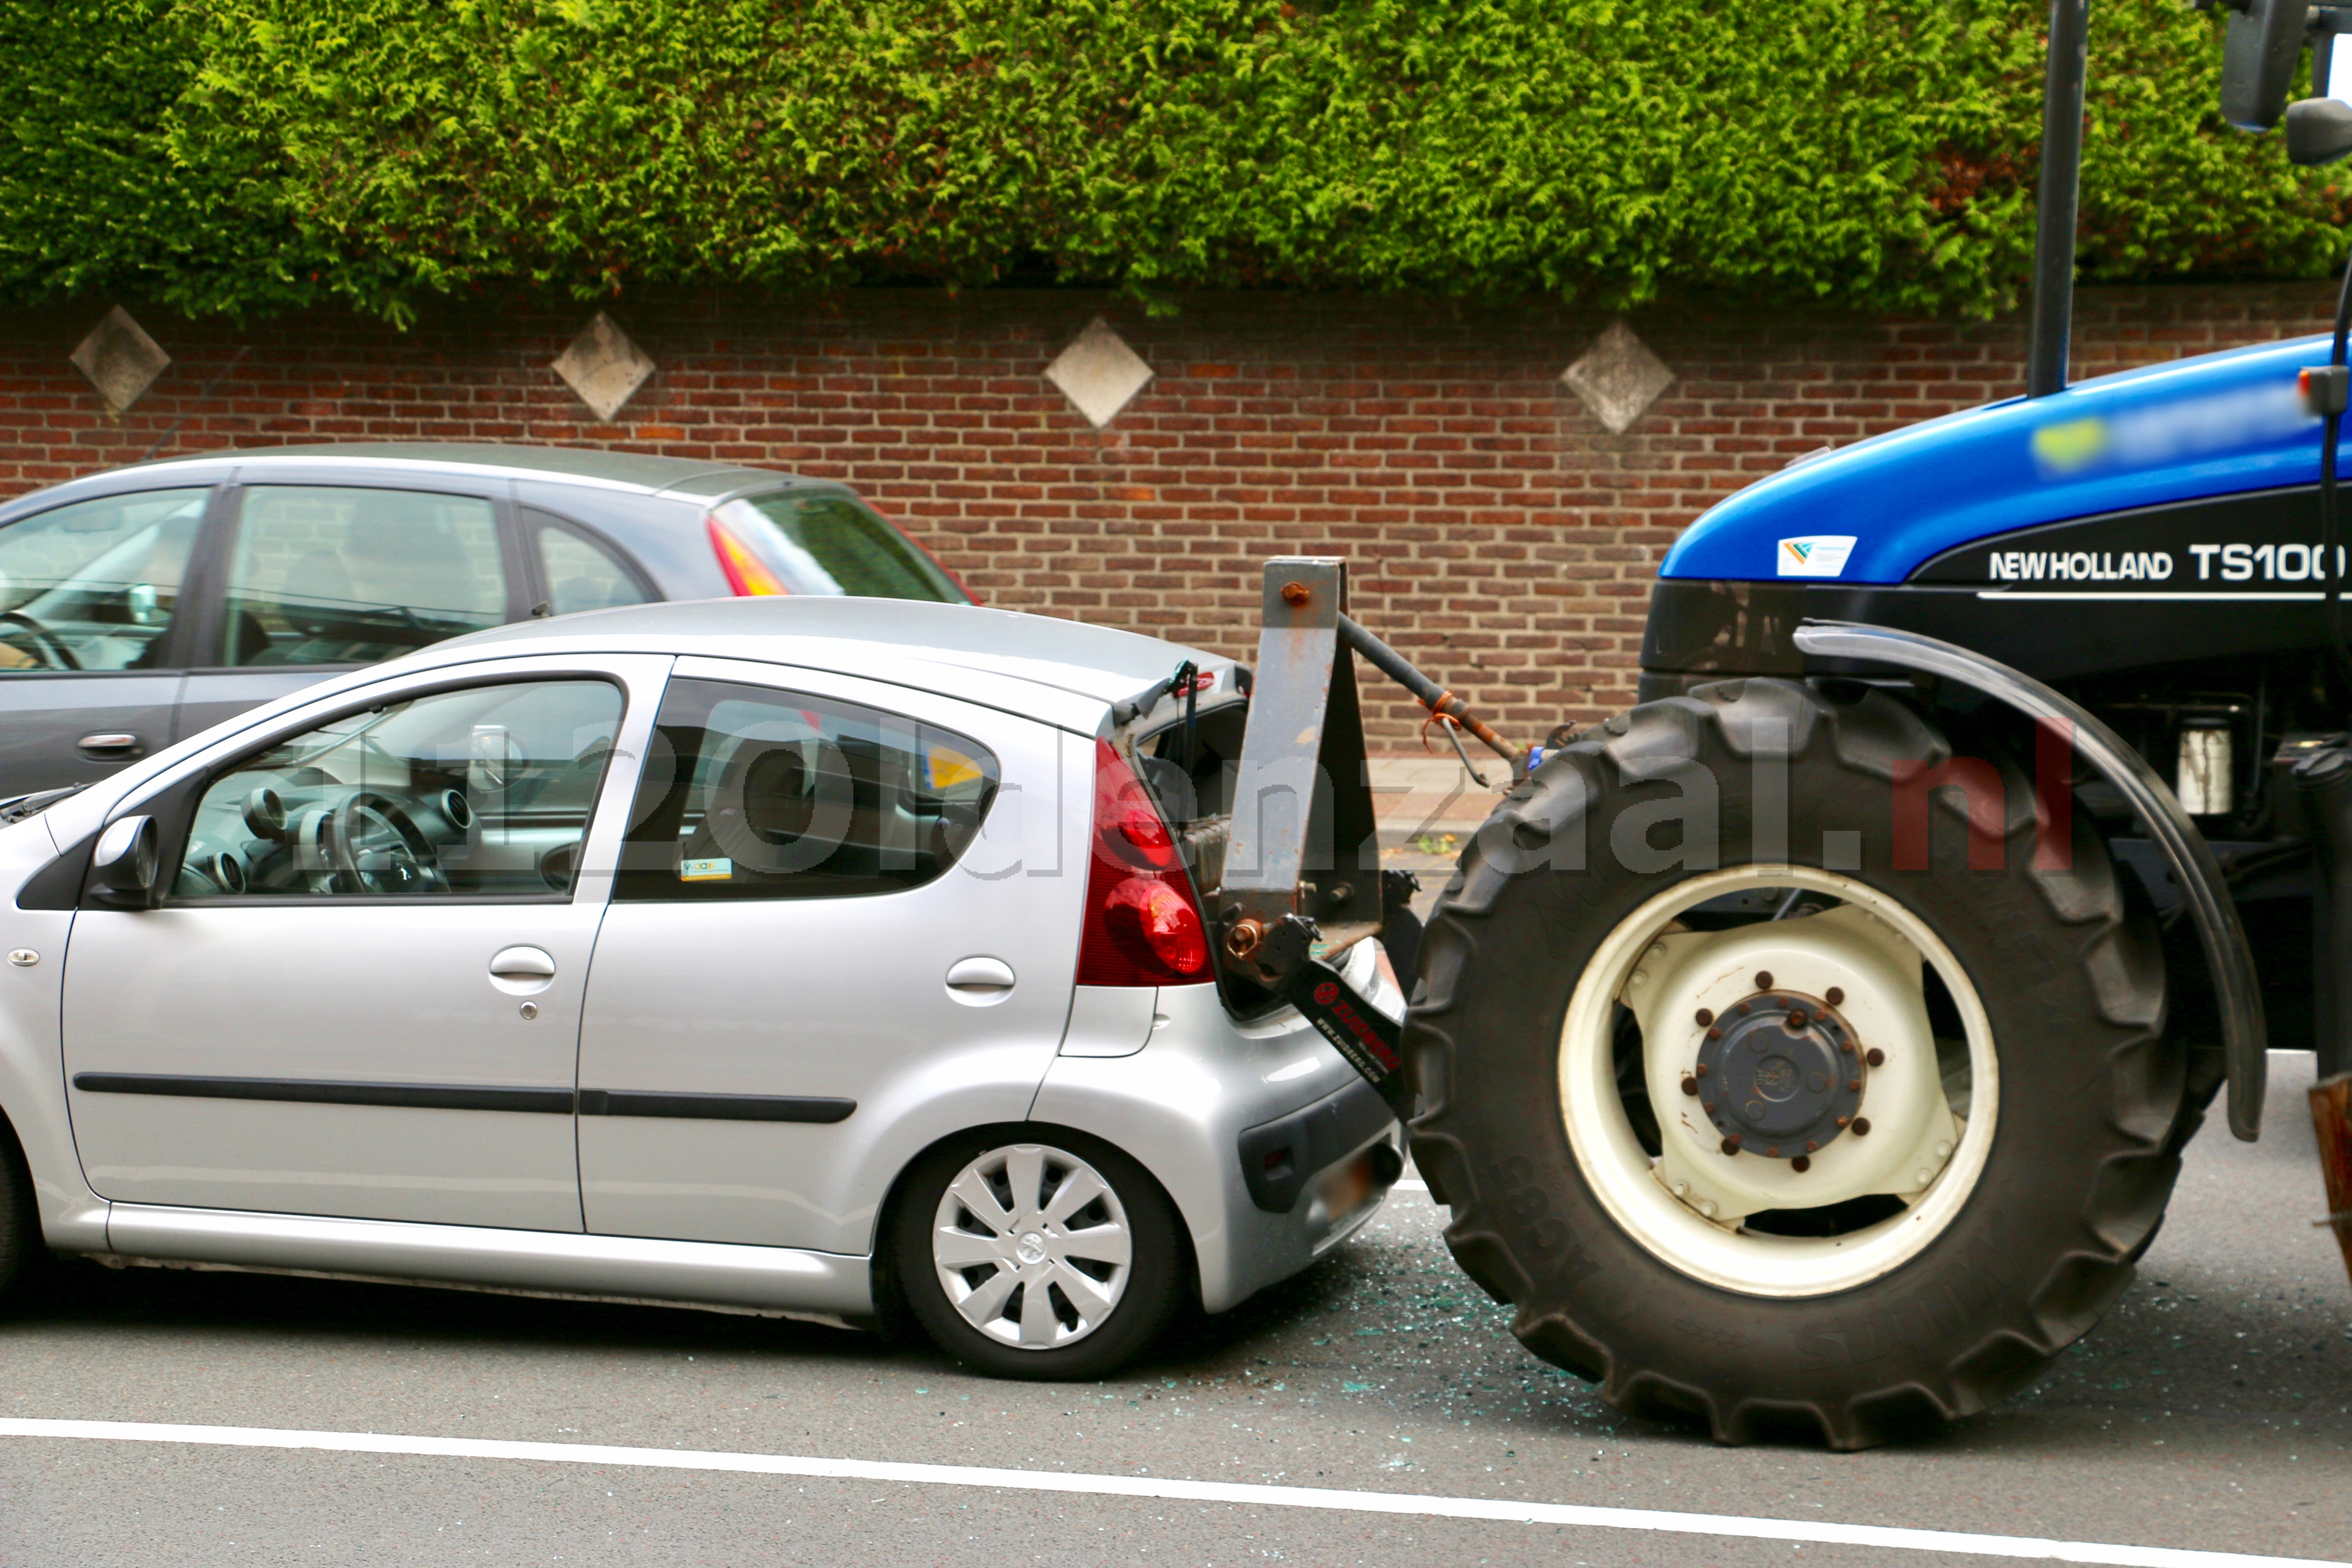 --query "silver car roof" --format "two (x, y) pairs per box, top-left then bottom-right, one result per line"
(5, 443), (818, 504)
(411, 596), (1230, 727)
